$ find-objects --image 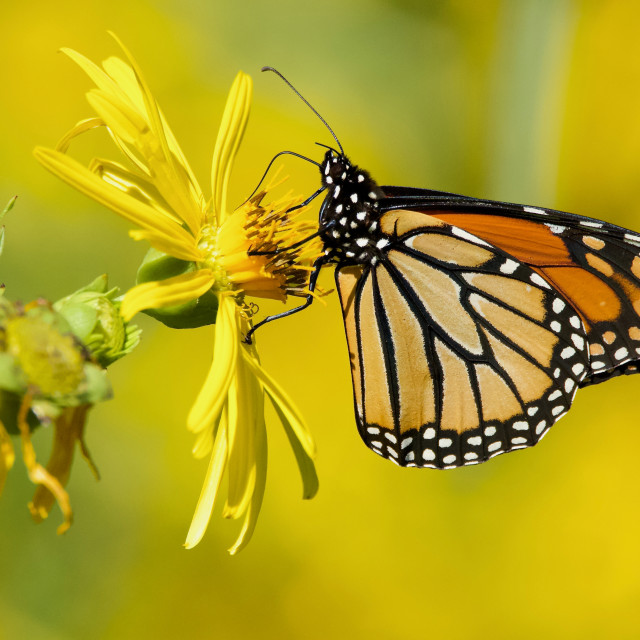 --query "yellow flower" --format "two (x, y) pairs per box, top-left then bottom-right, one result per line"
(34, 36), (319, 553)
